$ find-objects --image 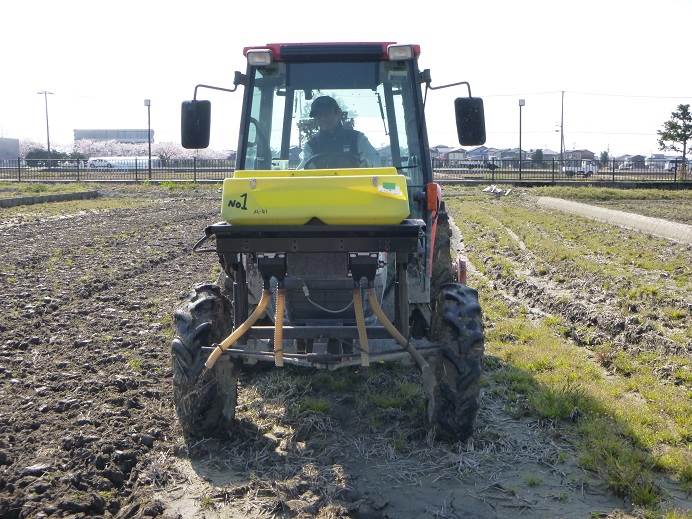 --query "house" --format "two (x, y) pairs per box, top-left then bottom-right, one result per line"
(469, 146), (505, 161)
(446, 147), (467, 163)
(429, 145), (455, 160)
(630, 155), (646, 168)
(564, 149), (596, 161)
(645, 153), (678, 168)
(539, 149), (560, 161)
(499, 148), (529, 160)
